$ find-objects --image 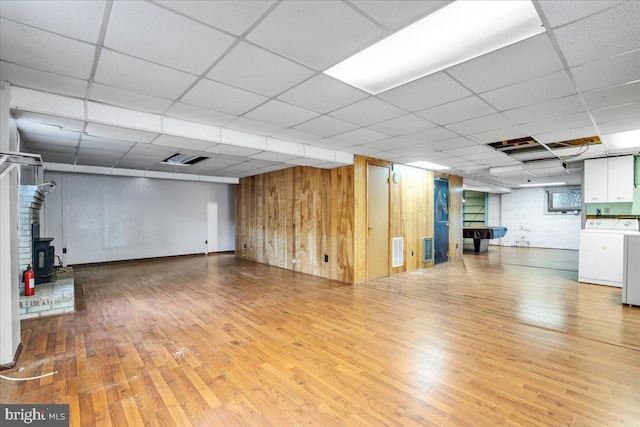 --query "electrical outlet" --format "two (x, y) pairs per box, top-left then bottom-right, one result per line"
(324, 254), (329, 262)
(62, 248), (67, 254)
(292, 259), (296, 264)
(604, 207), (610, 214)
(455, 243), (458, 248)
(244, 243), (247, 248)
